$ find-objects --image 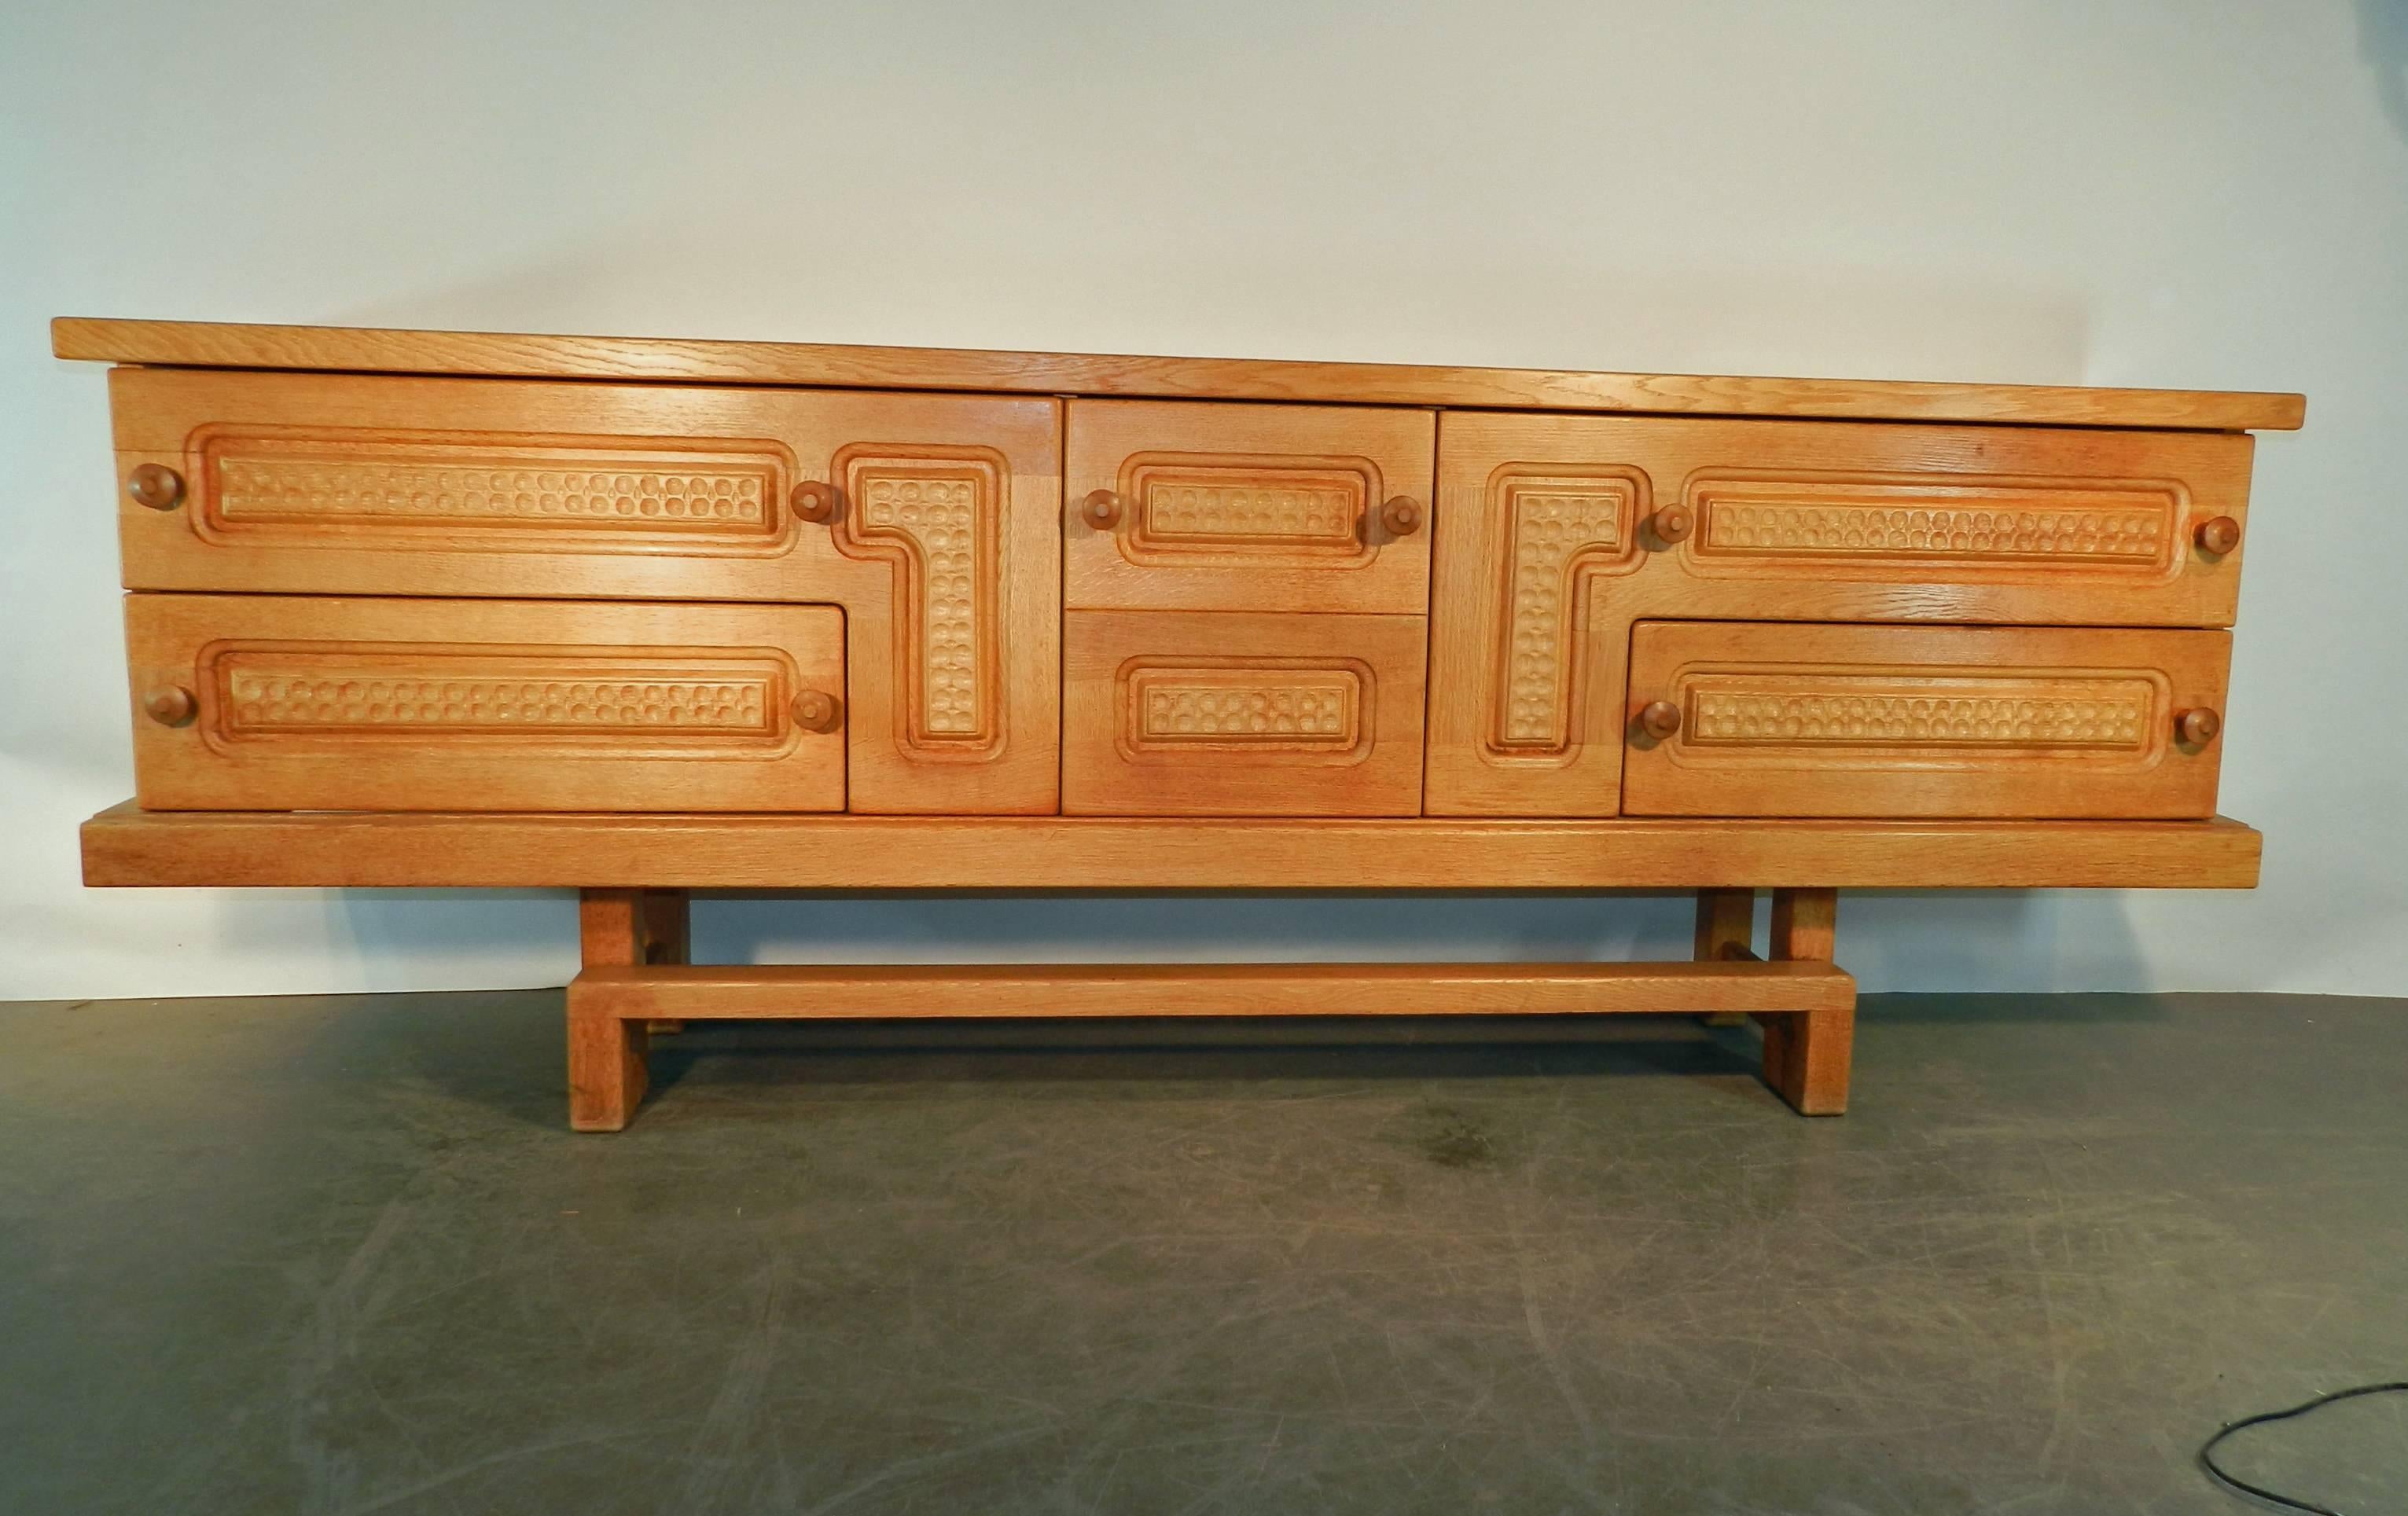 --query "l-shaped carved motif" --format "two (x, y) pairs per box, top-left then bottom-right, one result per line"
(833, 446), (1007, 759)
(1487, 468), (1645, 758)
